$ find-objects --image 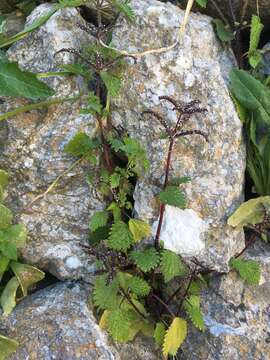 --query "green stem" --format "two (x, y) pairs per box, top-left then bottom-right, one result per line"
(36, 71), (72, 78)
(0, 95), (82, 122)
